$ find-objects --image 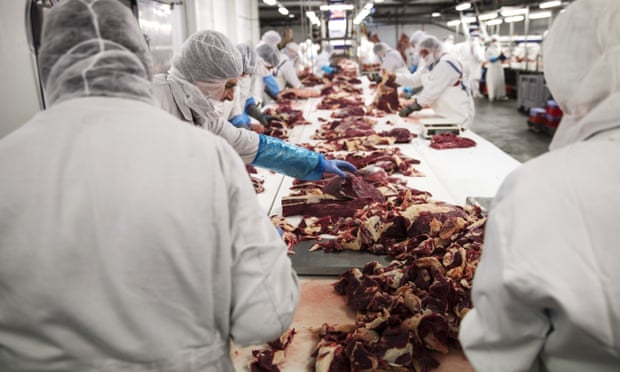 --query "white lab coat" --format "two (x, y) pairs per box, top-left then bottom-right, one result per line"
(395, 54), (475, 129)
(380, 49), (407, 73)
(454, 38), (486, 97)
(276, 53), (302, 89)
(0, 97), (300, 371)
(152, 73), (259, 163)
(314, 50), (332, 75)
(485, 42), (506, 100)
